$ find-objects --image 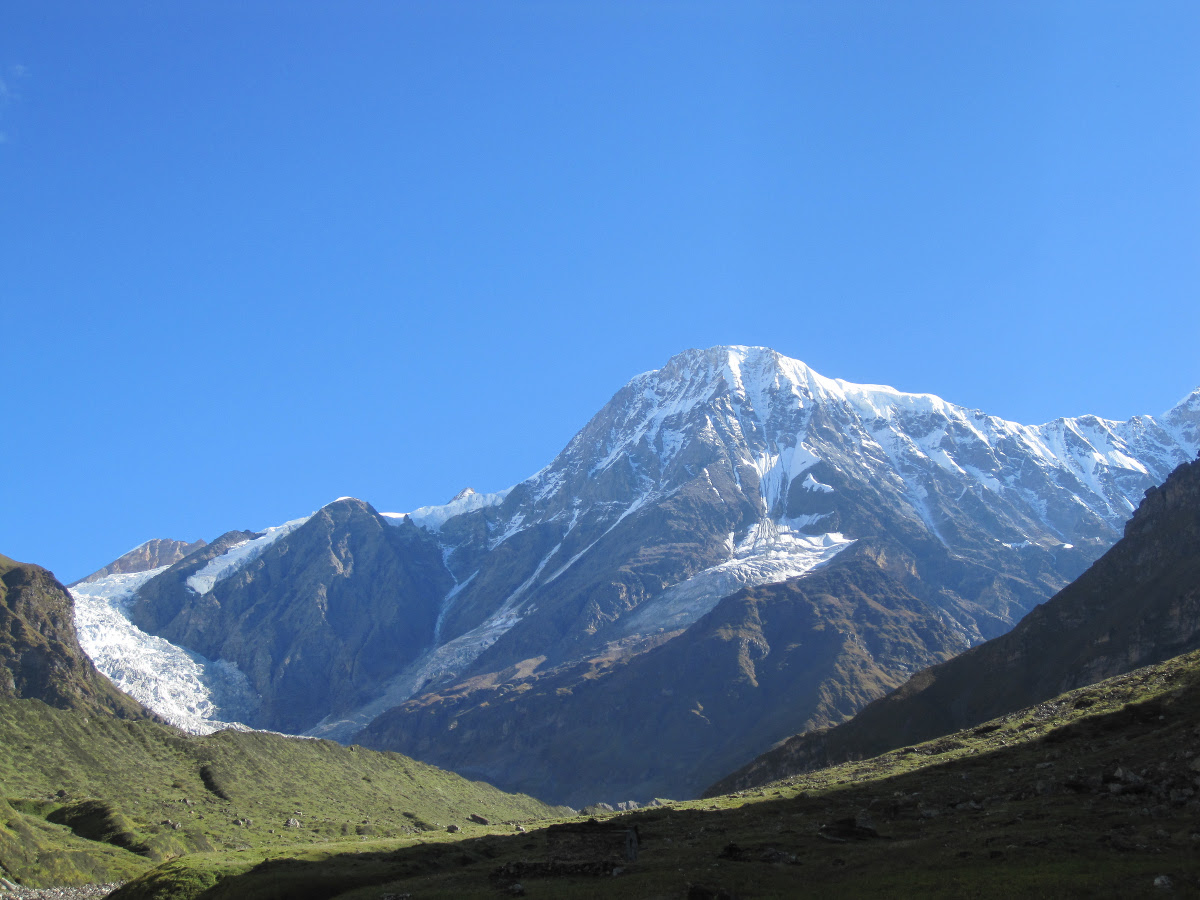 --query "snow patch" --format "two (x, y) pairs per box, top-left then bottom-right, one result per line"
(620, 521), (854, 637)
(394, 487), (512, 533)
(186, 515), (311, 595)
(802, 473), (834, 493)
